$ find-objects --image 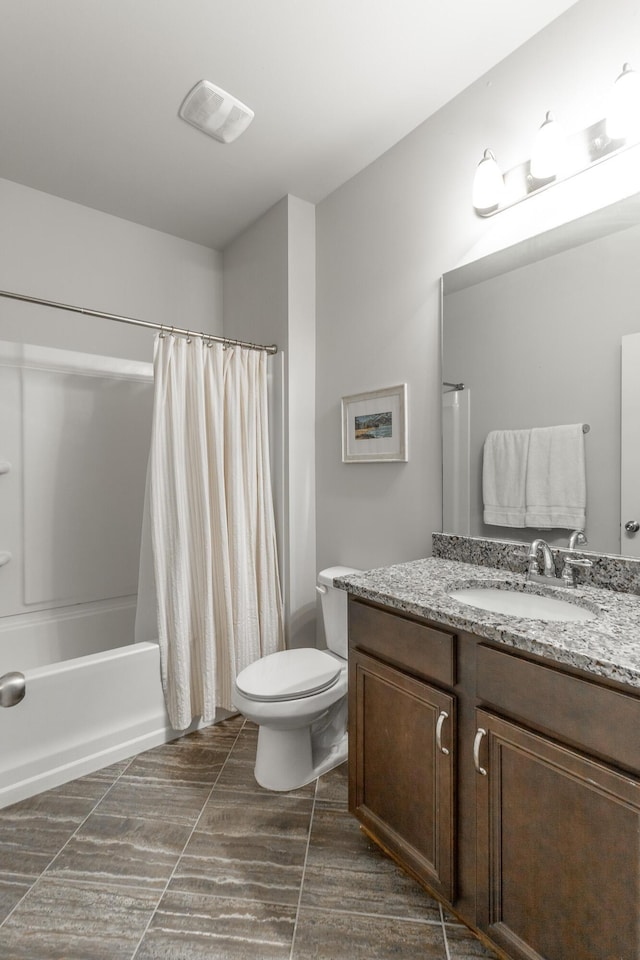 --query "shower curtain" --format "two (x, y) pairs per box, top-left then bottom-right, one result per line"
(141, 334), (283, 731)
